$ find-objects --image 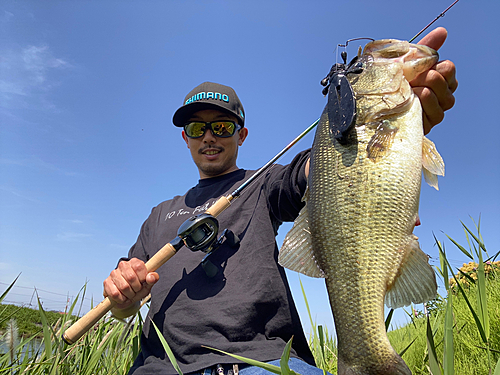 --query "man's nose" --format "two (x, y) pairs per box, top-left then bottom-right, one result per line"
(201, 128), (217, 143)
